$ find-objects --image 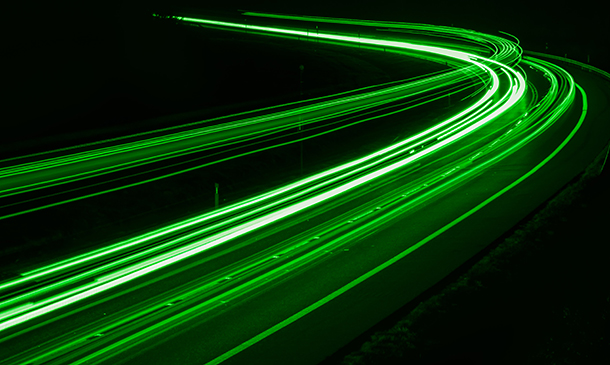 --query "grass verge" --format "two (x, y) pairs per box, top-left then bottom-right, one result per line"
(330, 140), (610, 365)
